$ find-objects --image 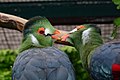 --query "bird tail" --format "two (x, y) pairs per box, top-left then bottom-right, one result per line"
(112, 64), (120, 80)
